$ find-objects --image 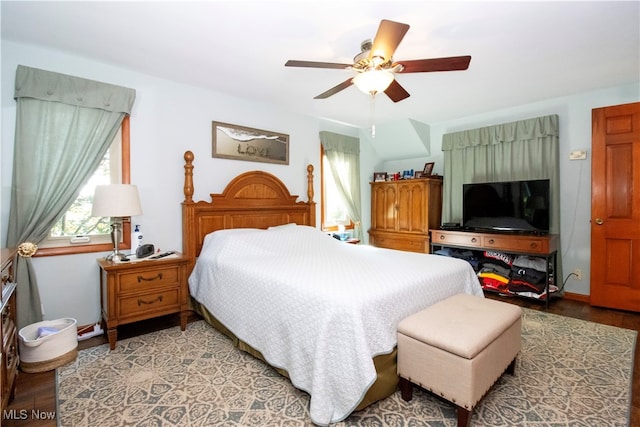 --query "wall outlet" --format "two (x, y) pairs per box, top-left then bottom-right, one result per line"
(574, 268), (583, 280)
